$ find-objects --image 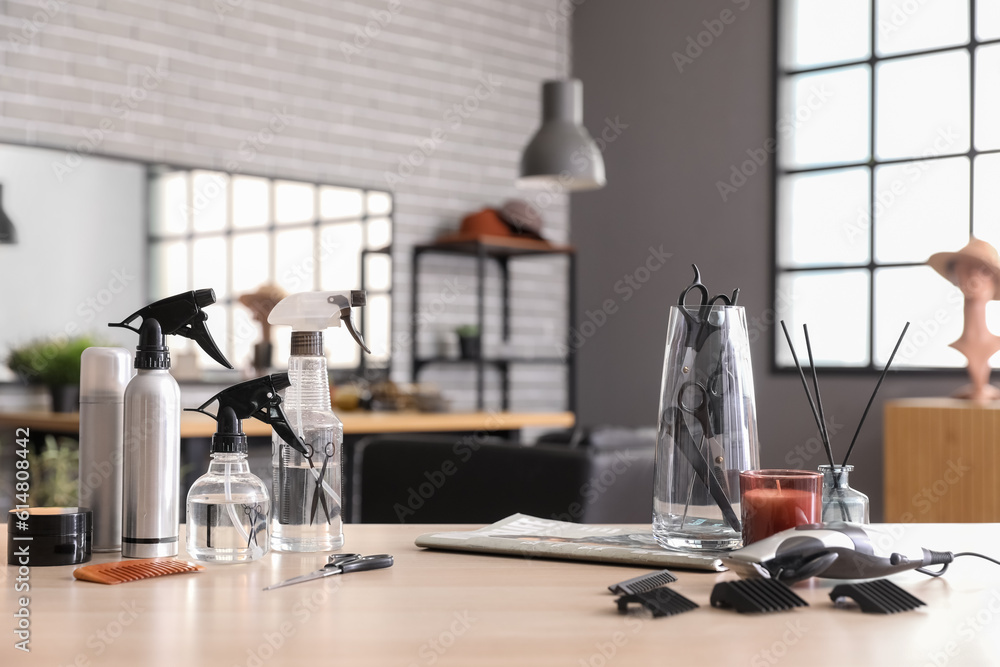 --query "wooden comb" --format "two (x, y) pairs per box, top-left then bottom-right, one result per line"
(74, 558), (205, 585)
